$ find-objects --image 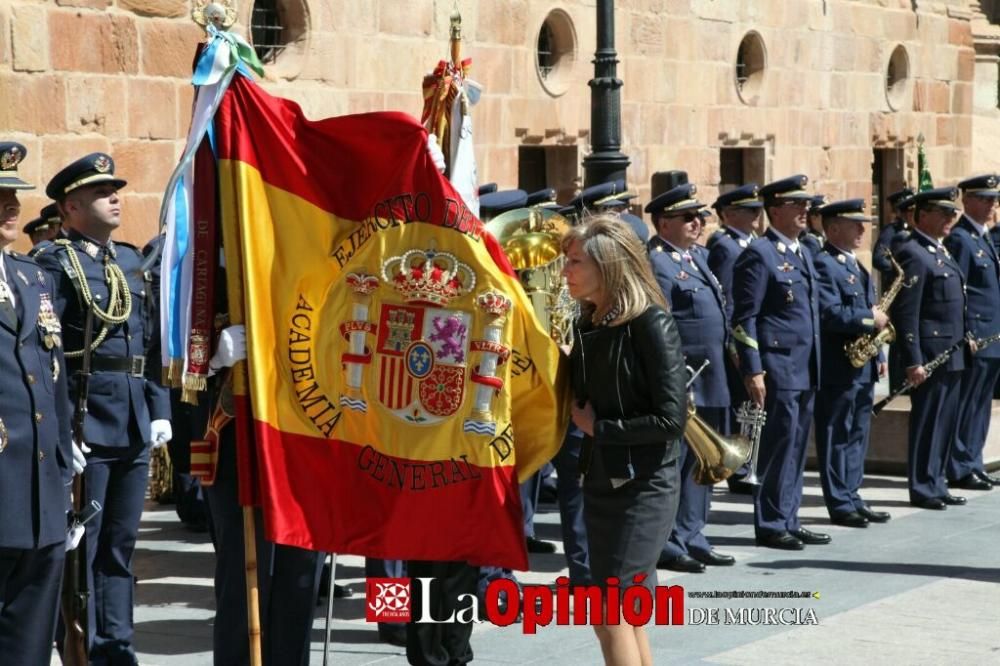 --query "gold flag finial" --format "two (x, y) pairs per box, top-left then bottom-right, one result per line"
(450, 9), (462, 65)
(192, 0), (238, 31)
